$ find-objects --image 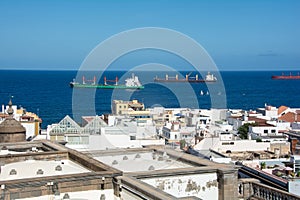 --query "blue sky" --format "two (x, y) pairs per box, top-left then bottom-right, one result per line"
(0, 0), (299, 71)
